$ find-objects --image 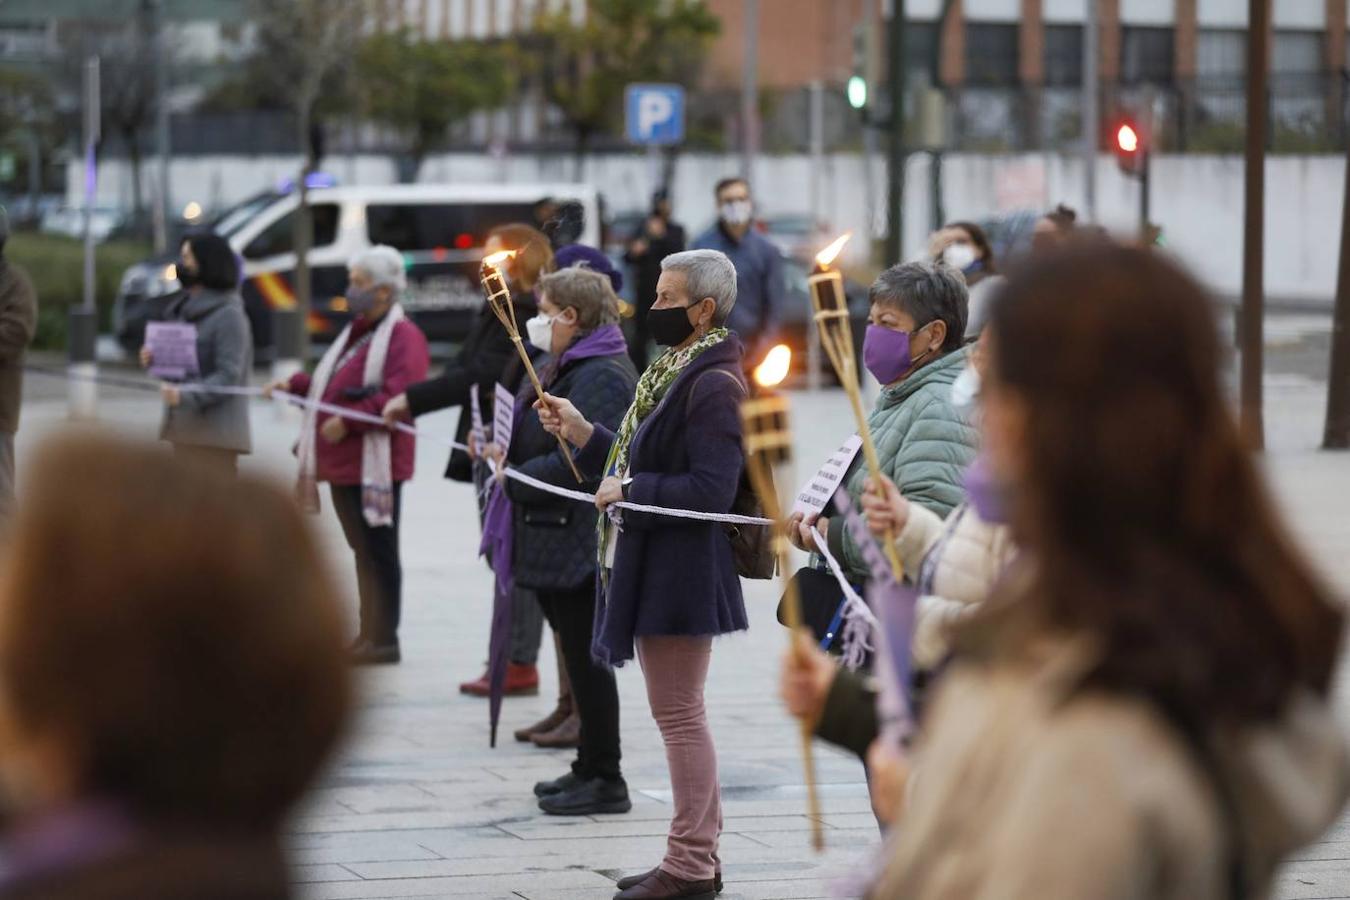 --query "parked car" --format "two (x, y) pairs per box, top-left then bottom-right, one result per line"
(113, 182), (601, 359)
(758, 213), (825, 263)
